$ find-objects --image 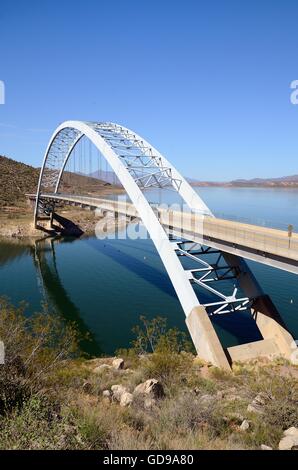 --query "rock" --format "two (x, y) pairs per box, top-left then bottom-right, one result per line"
(120, 392), (133, 407)
(247, 392), (271, 414)
(260, 444), (273, 450)
(279, 427), (298, 450)
(240, 419), (250, 431)
(284, 427), (298, 438)
(102, 390), (111, 398)
(254, 392), (270, 406)
(93, 364), (112, 374)
(111, 384), (128, 402)
(247, 404), (259, 413)
(112, 358), (125, 370)
(82, 381), (92, 394)
(278, 435), (298, 450)
(134, 379), (164, 399)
